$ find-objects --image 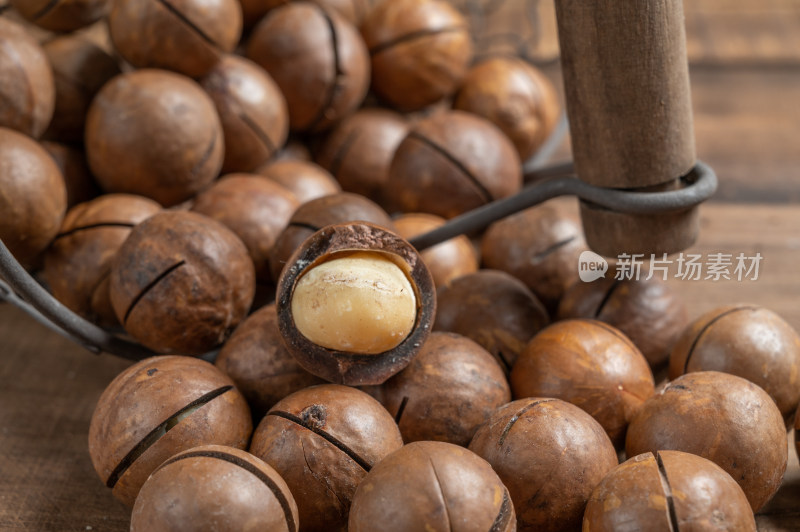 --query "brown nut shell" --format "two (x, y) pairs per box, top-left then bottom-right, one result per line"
(454, 56), (560, 161)
(381, 331), (510, 446)
(511, 319), (655, 447)
(44, 194), (162, 327)
(250, 384), (404, 532)
(109, 0), (242, 78)
(240, 0), (369, 28)
(392, 213), (478, 287)
(362, 0), (473, 111)
(109, 211), (255, 355)
(200, 54), (289, 173)
(0, 17), (55, 138)
(584, 450), (756, 532)
(276, 222), (435, 385)
(625, 371), (788, 512)
(434, 270), (549, 373)
(88, 356), (252, 507)
(131, 444), (299, 532)
(386, 110), (521, 218)
(85, 69), (224, 207)
(468, 398), (617, 532)
(215, 303), (325, 418)
(41, 141), (100, 207)
(349, 441), (515, 532)
(191, 174), (299, 282)
(0, 127), (66, 269)
(668, 304), (800, 422)
(10, 0), (109, 32)
(246, 2), (370, 132)
(256, 159), (342, 205)
(558, 274), (688, 367)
